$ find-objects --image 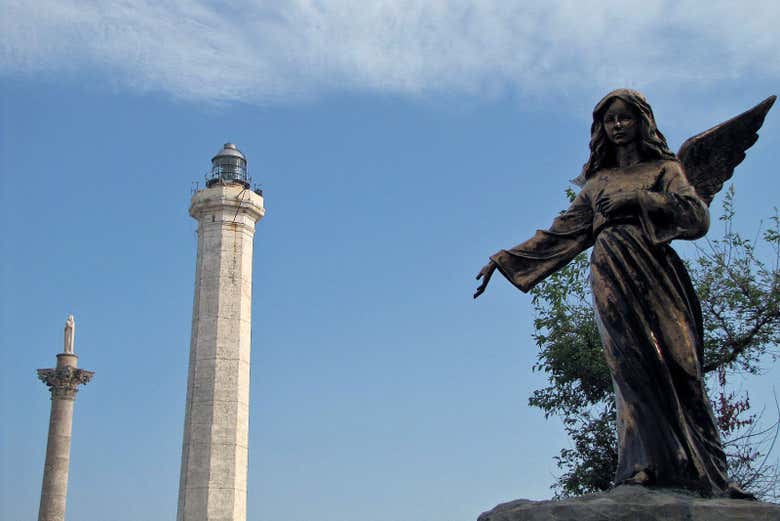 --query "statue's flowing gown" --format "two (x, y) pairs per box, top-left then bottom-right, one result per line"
(491, 159), (731, 494)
